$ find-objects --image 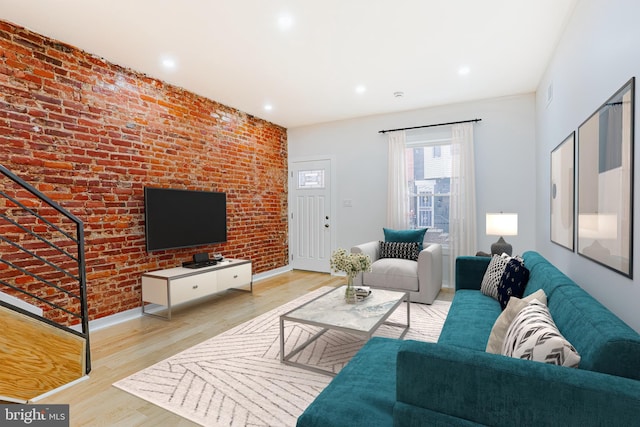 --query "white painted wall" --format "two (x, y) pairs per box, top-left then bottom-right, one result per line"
(288, 94), (536, 286)
(535, 0), (640, 332)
